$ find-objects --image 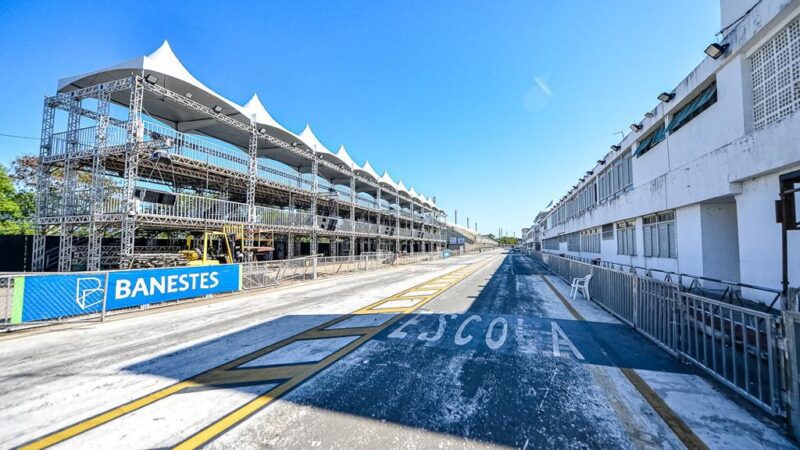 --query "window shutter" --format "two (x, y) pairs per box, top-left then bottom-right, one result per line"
(668, 222), (677, 258)
(658, 223), (669, 257)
